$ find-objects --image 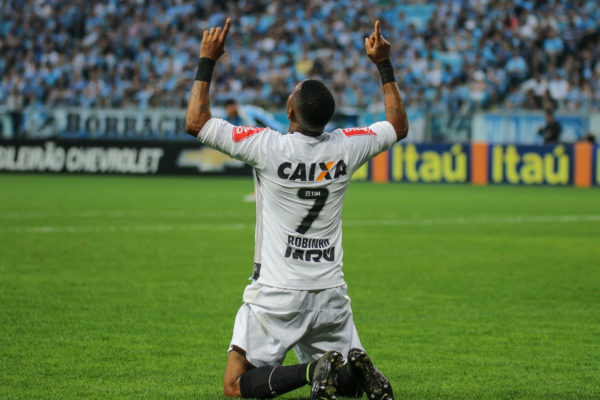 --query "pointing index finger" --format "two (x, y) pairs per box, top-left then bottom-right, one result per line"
(220, 18), (231, 41)
(375, 20), (380, 37)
